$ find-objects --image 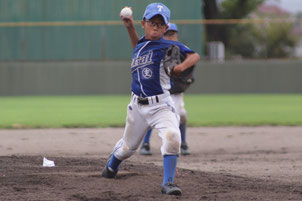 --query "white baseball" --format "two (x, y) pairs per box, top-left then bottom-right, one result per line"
(120, 7), (132, 18)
